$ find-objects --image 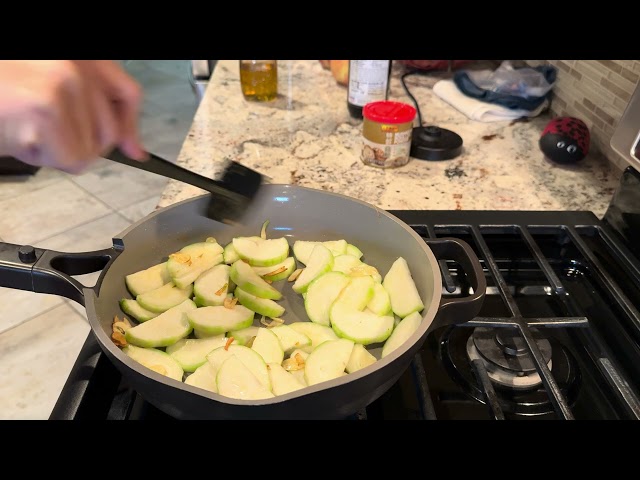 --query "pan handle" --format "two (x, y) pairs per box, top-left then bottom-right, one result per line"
(425, 238), (486, 330)
(0, 242), (121, 306)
